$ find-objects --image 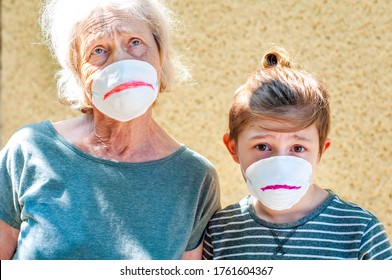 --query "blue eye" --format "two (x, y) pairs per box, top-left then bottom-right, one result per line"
(92, 47), (106, 55)
(256, 144), (270, 151)
(130, 39), (141, 46)
(293, 146), (306, 153)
